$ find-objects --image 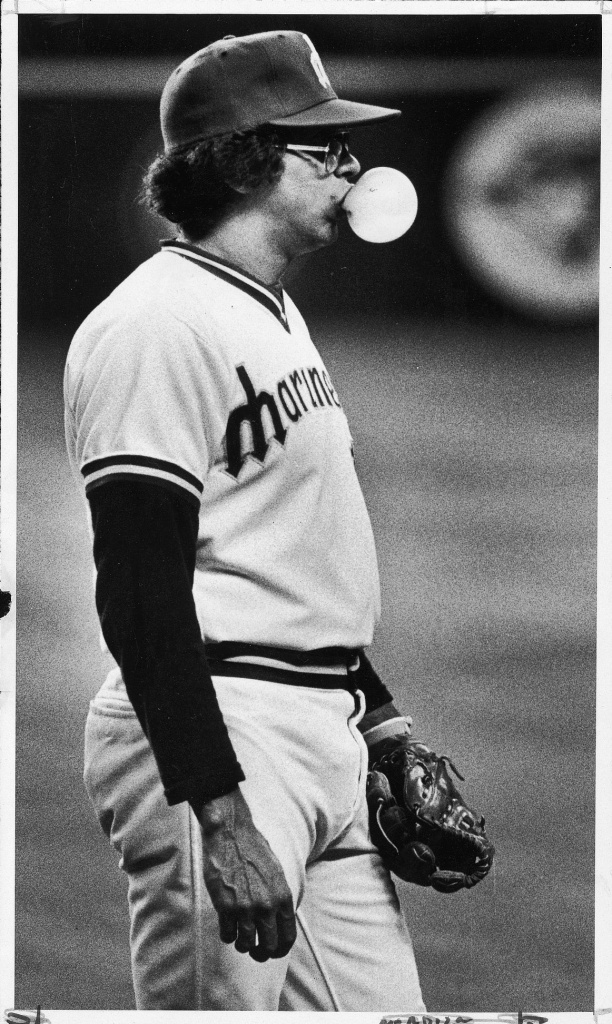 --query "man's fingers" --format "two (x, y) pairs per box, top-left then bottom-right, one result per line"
(248, 911), (279, 962)
(217, 898), (295, 959)
(236, 909), (281, 960)
(218, 910), (238, 945)
(234, 913), (258, 954)
(275, 902), (297, 956)
(229, 903), (296, 962)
